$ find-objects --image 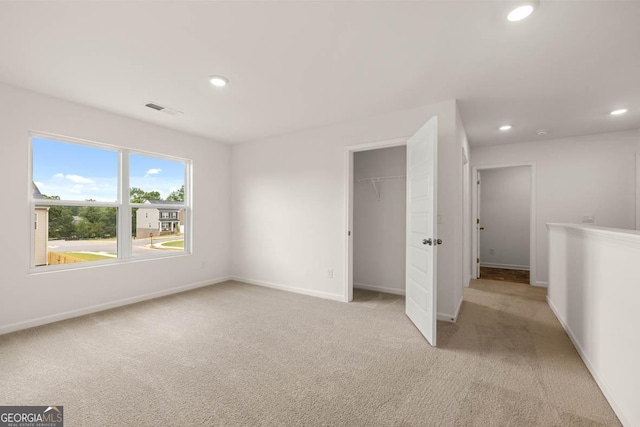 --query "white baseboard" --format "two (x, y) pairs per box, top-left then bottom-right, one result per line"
(437, 296), (465, 323)
(547, 296), (629, 426)
(230, 276), (345, 302)
(532, 281), (548, 287)
(354, 282), (405, 296)
(437, 313), (454, 322)
(465, 274), (473, 288)
(480, 262), (530, 271)
(0, 276), (233, 336)
(454, 296), (464, 322)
